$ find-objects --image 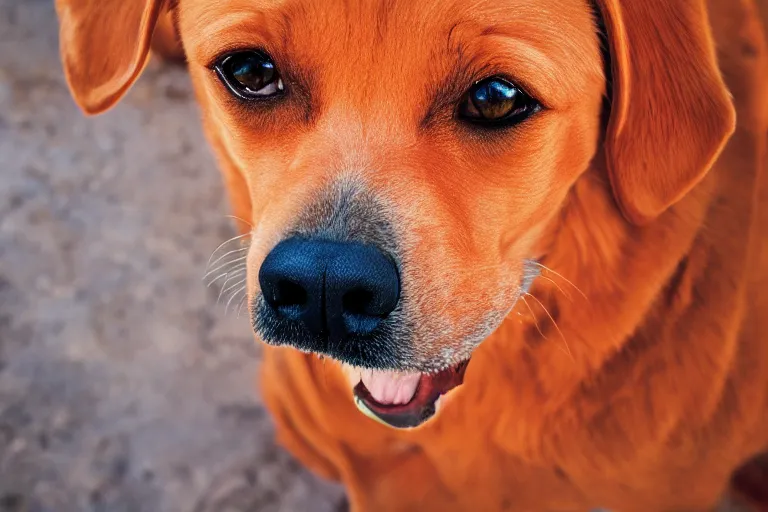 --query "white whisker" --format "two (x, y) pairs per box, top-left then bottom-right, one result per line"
(206, 246), (249, 271)
(206, 232), (251, 267)
(225, 214), (254, 229)
(205, 266), (246, 287)
(225, 285), (247, 315)
(203, 256), (247, 280)
(218, 273), (247, 304)
(237, 293), (249, 318)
